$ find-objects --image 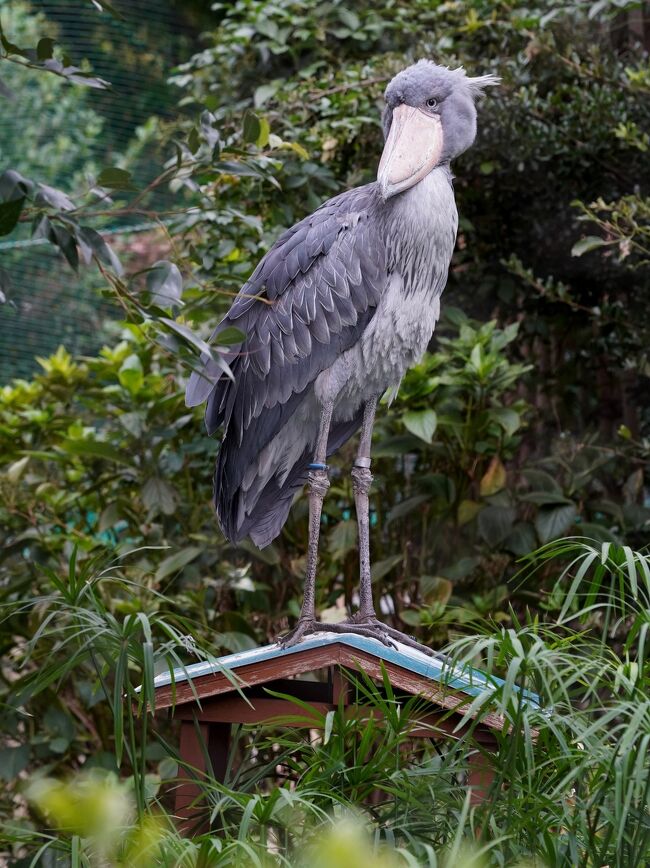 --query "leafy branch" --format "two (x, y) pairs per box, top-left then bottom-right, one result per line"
(0, 18), (109, 90)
